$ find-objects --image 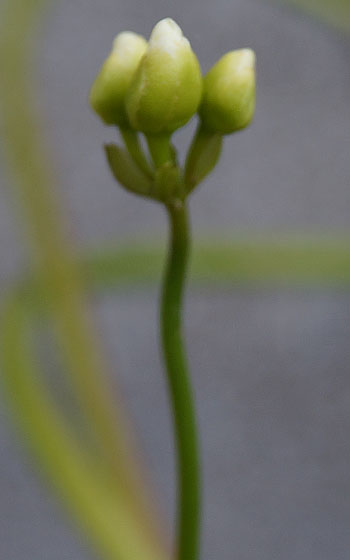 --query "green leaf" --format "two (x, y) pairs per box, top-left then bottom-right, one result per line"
(278, 0), (350, 31)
